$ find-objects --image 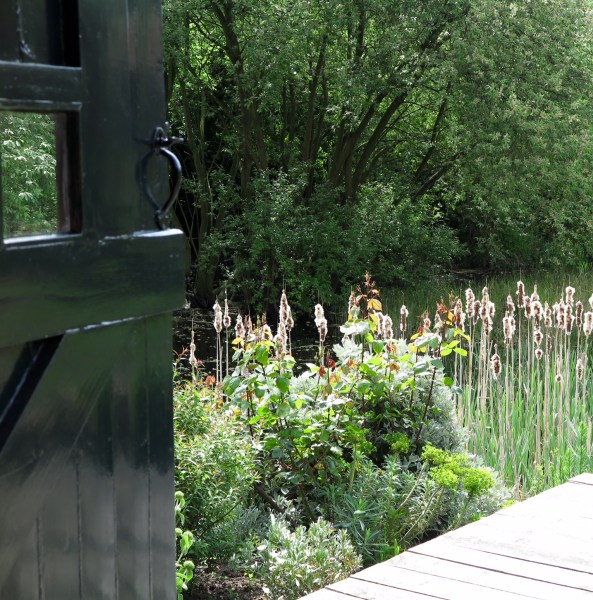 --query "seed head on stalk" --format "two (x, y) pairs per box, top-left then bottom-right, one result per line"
(279, 290), (290, 325)
(555, 300), (565, 329)
(473, 300), (481, 324)
(589, 293), (593, 310)
(376, 312), (385, 338)
(454, 298), (466, 331)
(223, 298), (231, 329)
(577, 358), (585, 381)
(314, 304), (328, 343)
(275, 321), (287, 356)
(400, 305), (409, 333)
(583, 312), (593, 337)
(261, 324), (273, 340)
(465, 288), (475, 319)
(213, 300), (223, 334)
(286, 307), (294, 332)
(535, 348), (543, 361)
(484, 316), (493, 336)
(490, 347), (501, 379)
(383, 315), (394, 340)
(544, 302), (552, 328)
(503, 313), (515, 345)
(488, 300), (495, 321)
(423, 316), (431, 331)
(524, 295), (532, 319)
(189, 327), (198, 371)
(565, 304), (574, 335)
(506, 295), (515, 316)
(348, 291), (357, 316)
(576, 301), (584, 328)
(533, 327), (543, 347)
(245, 315), (253, 337)
(555, 372), (563, 385)
(531, 285), (540, 303)
(532, 300), (542, 328)
(235, 313), (246, 339)
(517, 281), (525, 308)
(566, 286), (575, 307)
